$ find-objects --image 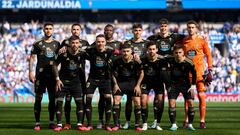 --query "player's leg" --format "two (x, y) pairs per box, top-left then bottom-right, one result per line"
(141, 85), (149, 131)
(133, 96), (142, 131)
(112, 95), (122, 131)
(167, 87), (179, 131)
(198, 88), (207, 128)
(74, 95), (85, 131)
(47, 80), (56, 129)
(155, 93), (164, 130)
(97, 93), (105, 129)
(63, 94), (72, 130)
(123, 95), (132, 129)
(54, 91), (65, 132)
